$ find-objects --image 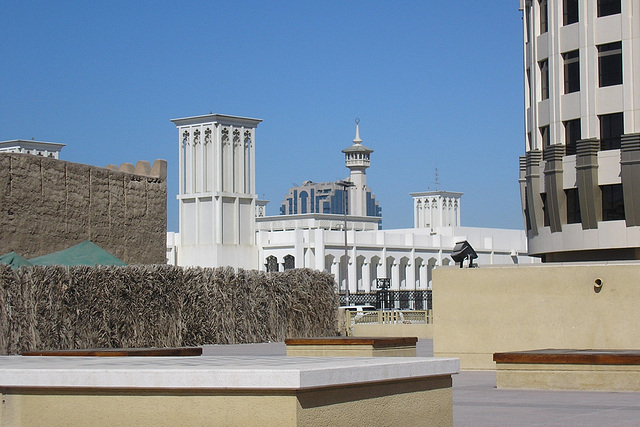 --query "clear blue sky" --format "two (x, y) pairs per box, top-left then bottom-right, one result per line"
(1, 1), (525, 231)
